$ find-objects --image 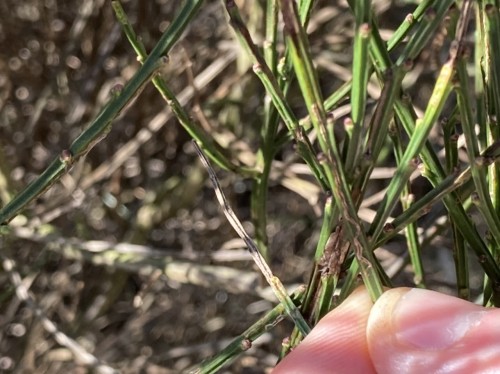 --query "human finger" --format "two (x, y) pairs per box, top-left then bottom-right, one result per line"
(273, 287), (376, 374)
(367, 288), (500, 373)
